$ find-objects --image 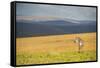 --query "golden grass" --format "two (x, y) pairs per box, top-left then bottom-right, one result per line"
(16, 32), (96, 65)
